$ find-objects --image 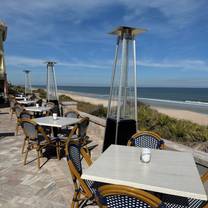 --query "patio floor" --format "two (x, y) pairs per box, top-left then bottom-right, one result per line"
(0, 105), (207, 207)
(0, 106), (102, 208)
